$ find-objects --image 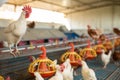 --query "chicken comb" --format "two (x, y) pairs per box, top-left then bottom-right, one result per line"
(22, 5), (32, 13)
